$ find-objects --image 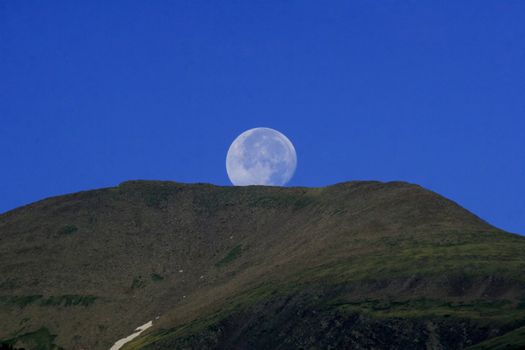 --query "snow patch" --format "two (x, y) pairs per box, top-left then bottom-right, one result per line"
(109, 320), (153, 350)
